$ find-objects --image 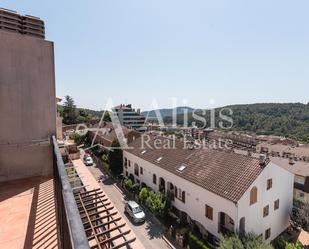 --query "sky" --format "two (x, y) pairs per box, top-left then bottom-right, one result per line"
(2, 0), (309, 111)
